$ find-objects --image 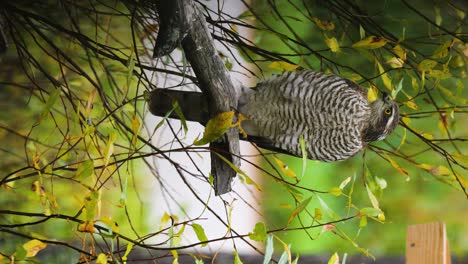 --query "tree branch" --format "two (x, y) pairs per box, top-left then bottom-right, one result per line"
(151, 0), (240, 195)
